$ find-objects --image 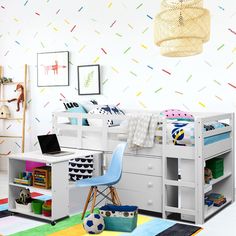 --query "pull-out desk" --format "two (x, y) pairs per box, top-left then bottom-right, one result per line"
(8, 148), (102, 225)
